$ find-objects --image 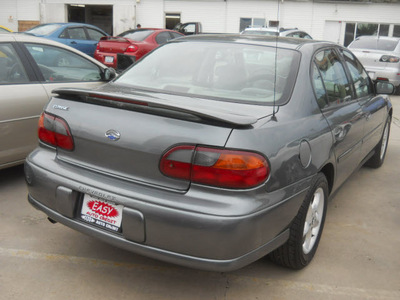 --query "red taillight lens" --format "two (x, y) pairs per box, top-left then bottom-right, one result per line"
(126, 45), (138, 53)
(160, 145), (269, 189)
(38, 112), (74, 151)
